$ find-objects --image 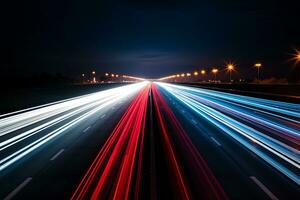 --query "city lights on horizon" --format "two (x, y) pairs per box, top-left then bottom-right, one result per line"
(81, 71), (146, 83)
(81, 49), (300, 83)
